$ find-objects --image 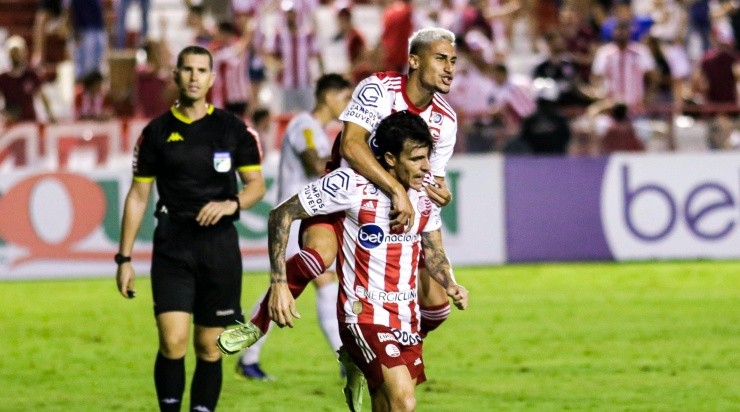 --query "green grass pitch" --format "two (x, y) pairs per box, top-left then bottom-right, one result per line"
(0, 261), (738, 411)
